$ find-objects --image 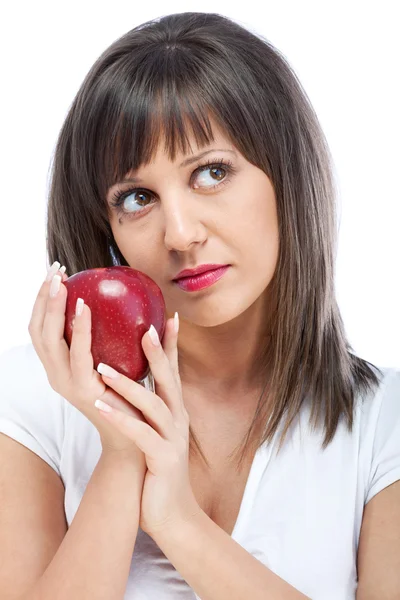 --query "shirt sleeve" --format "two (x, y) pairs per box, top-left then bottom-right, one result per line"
(0, 343), (66, 476)
(365, 367), (400, 504)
